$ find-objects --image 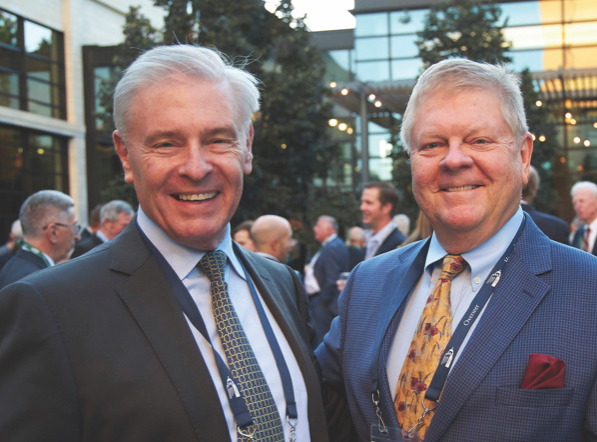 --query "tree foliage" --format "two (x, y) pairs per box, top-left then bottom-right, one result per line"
(416, 0), (511, 69)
